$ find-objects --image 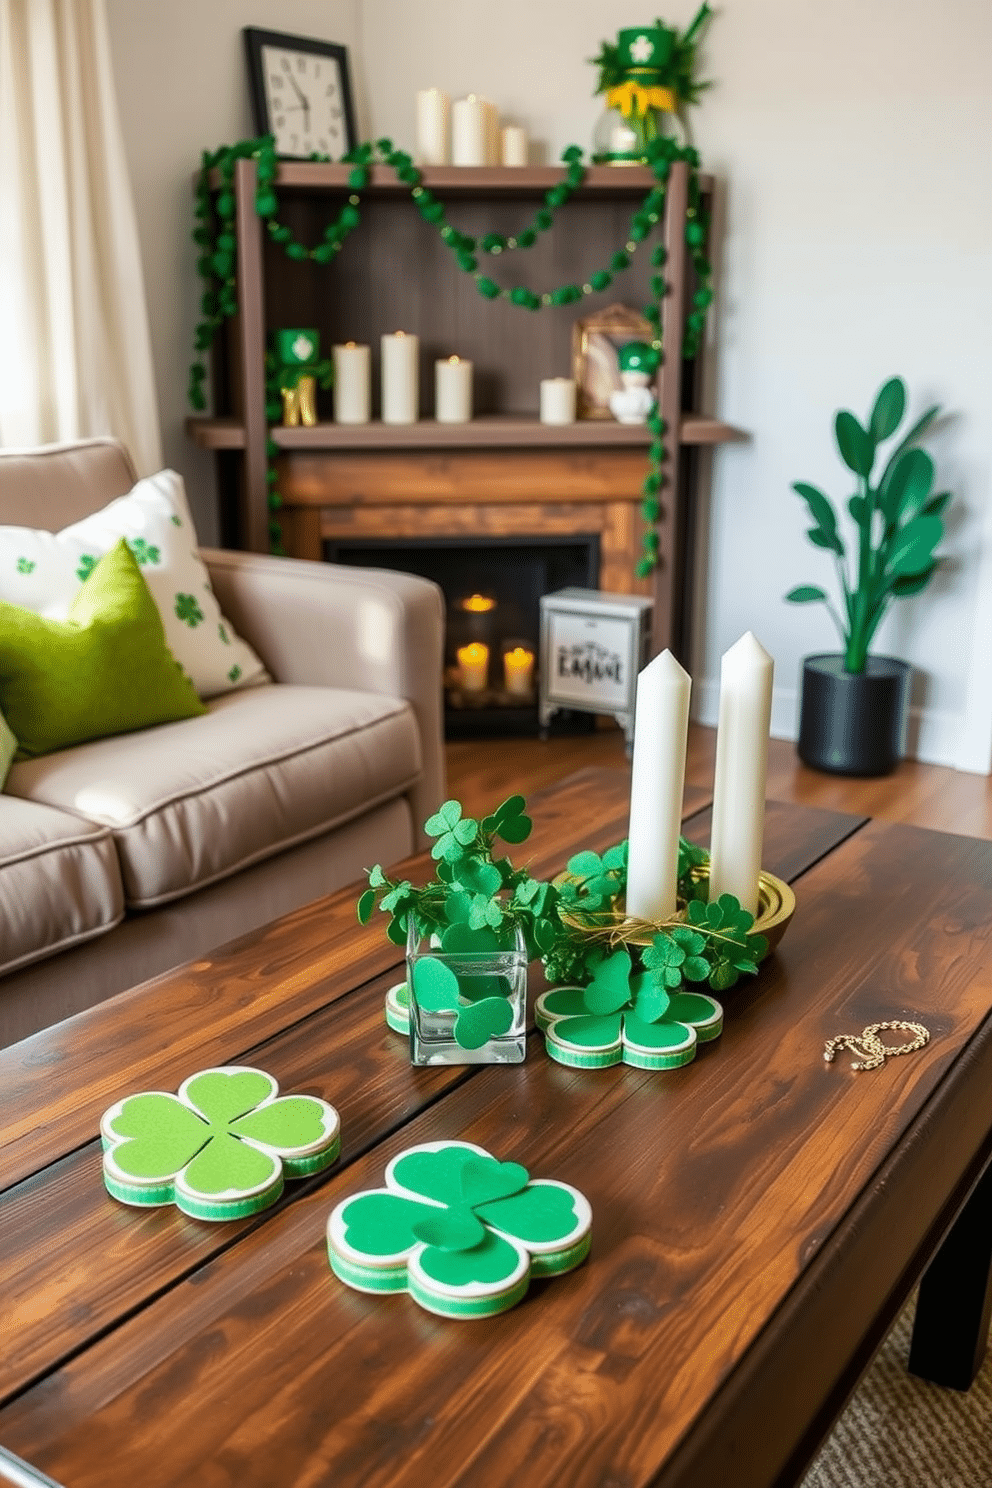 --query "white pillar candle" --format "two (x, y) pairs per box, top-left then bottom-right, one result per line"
(500, 126), (528, 167)
(380, 332), (419, 424)
(415, 88), (450, 166)
(452, 95), (487, 167)
(332, 342), (371, 424)
(625, 650), (692, 923)
(707, 632), (774, 916)
(503, 646), (535, 696)
(539, 377), (576, 425)
(457, 642), (489, 691)
(434, 356), (472, 423)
